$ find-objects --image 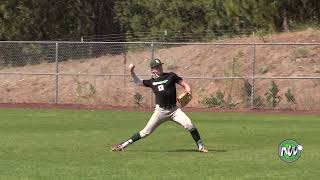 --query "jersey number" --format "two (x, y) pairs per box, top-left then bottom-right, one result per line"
(157, 85), (164, 91)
